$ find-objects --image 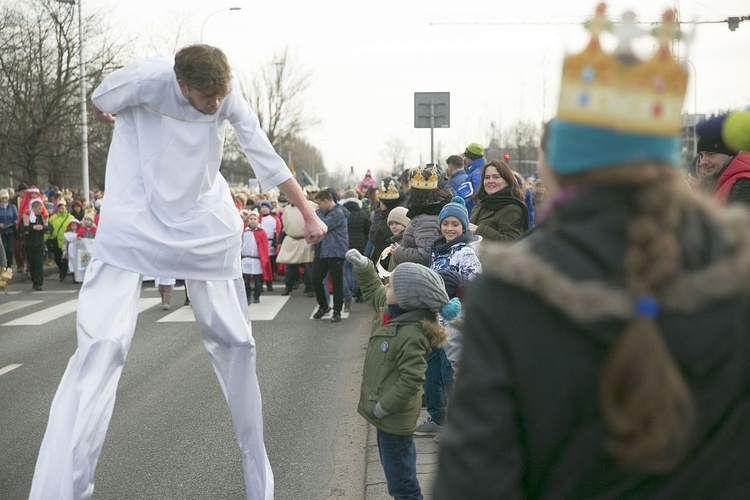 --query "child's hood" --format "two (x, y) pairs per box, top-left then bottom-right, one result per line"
(389, 309), (448, 348)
